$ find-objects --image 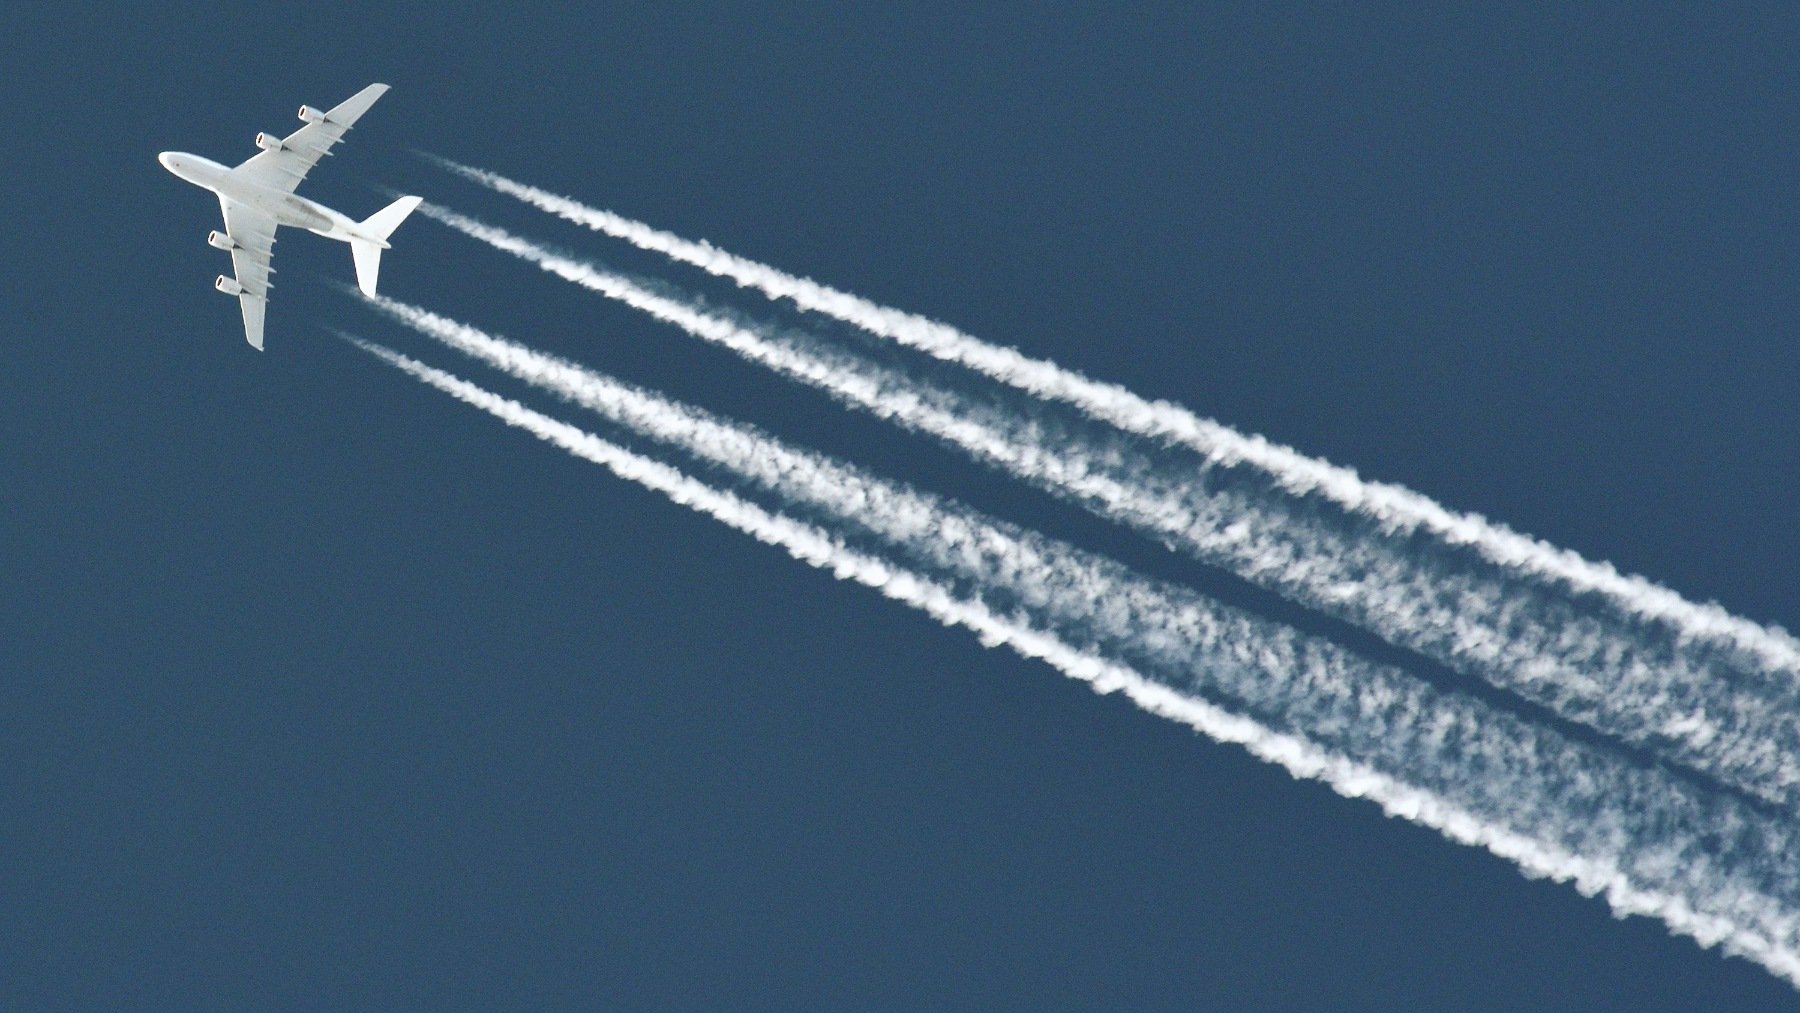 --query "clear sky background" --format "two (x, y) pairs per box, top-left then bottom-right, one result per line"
(3, 4), (1797, 1008)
